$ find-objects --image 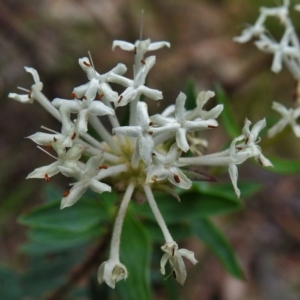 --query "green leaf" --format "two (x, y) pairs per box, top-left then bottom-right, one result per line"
(20, 226), (105, 255)
(184, 78), (197, 110)
(21, 252), (82, 298)
(144, 220), (193, 243)
(192, 219), (244, 279)
(134, 191), (242, 224)
(115, 208), (152, 300)
(0, 267), (22, 300)
(215, 84), (240, 138)
(193, 181), (261, 200)
(18, 197), (110, 233)
(267, 156), (300, 174)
